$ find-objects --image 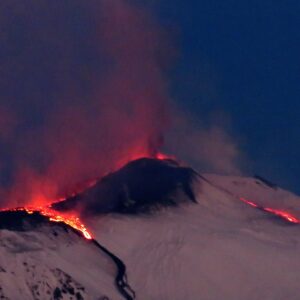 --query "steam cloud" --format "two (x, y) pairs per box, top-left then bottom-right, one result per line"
(166, 112), (242, 175)
(0, 0), (242, 207)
